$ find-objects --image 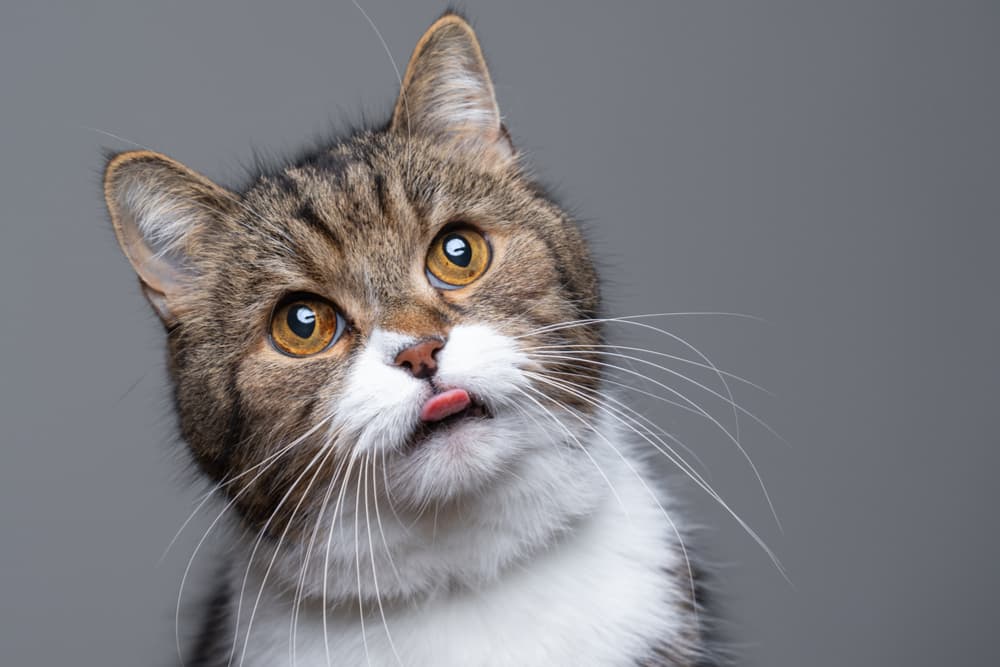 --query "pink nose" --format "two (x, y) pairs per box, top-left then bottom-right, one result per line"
(393, 337), (445, 379)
